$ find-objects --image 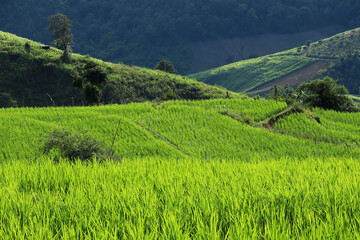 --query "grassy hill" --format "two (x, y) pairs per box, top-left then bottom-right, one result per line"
(189, 27), (360, 95)
(0, 31), (242, 107)
(1, 98), (360, 238)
